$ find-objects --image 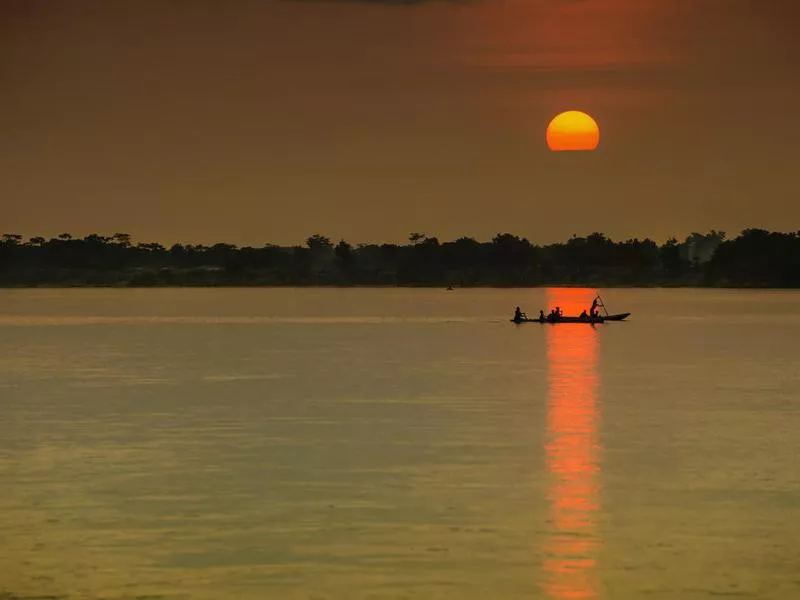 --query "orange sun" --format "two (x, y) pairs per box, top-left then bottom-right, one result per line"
(546, 111), (600, 152)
